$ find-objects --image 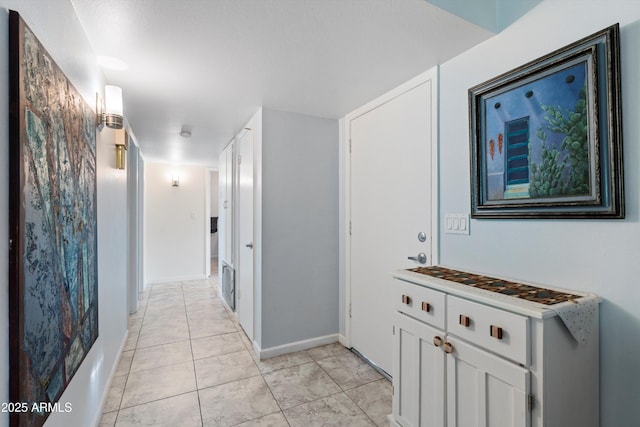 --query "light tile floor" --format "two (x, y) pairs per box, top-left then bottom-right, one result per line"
(100, 272), (392, 427)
